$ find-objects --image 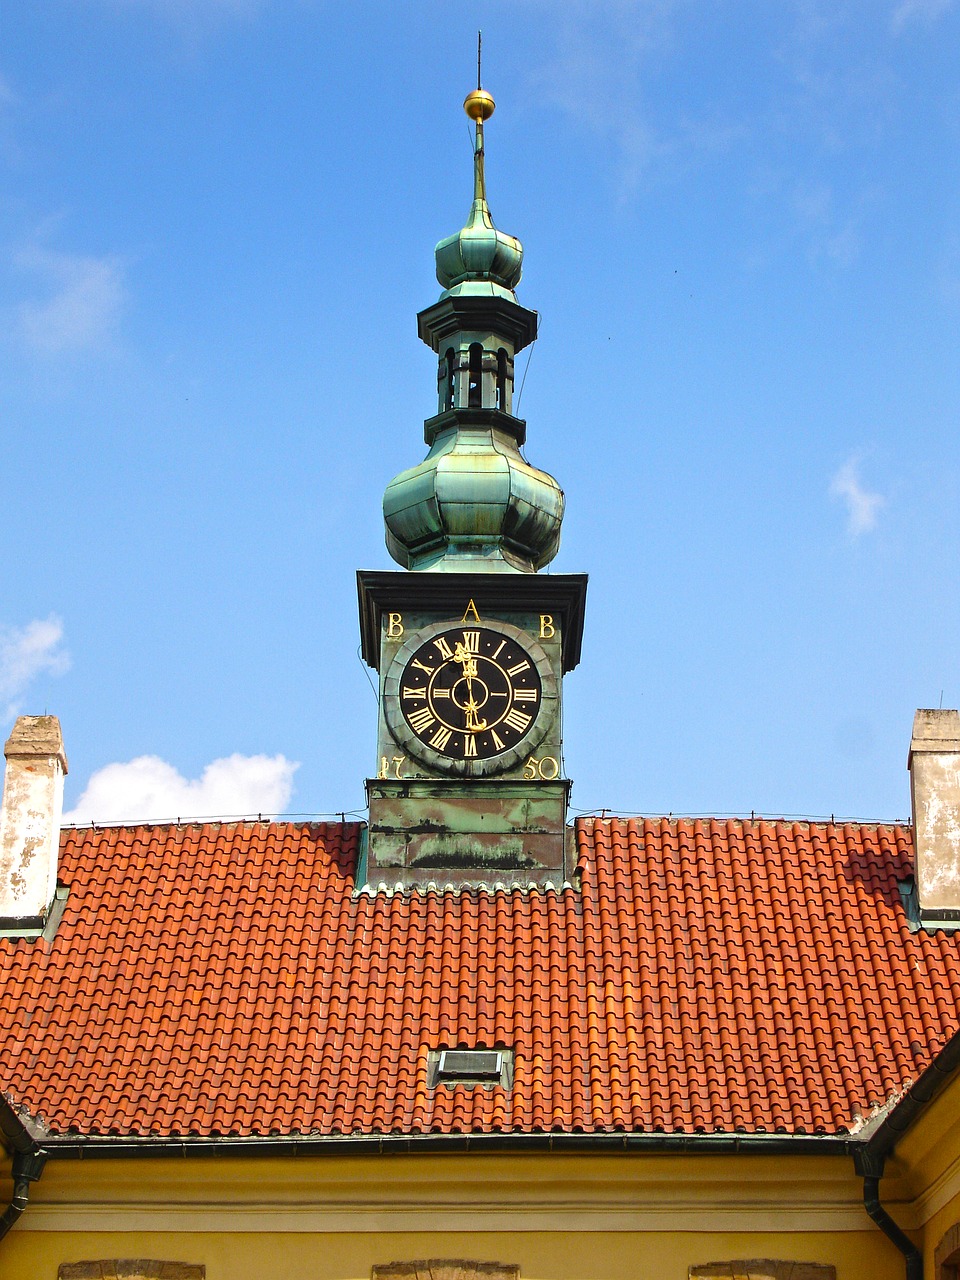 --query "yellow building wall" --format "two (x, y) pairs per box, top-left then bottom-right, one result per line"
(0, 1227), (903, 1280)
(0, 1152), (910, 1280)
(887, 1066), (960, 1275)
